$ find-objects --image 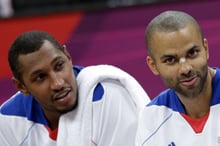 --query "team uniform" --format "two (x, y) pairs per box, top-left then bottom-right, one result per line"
(0, 65), (150, 146)
(135, 67), (220, 146)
